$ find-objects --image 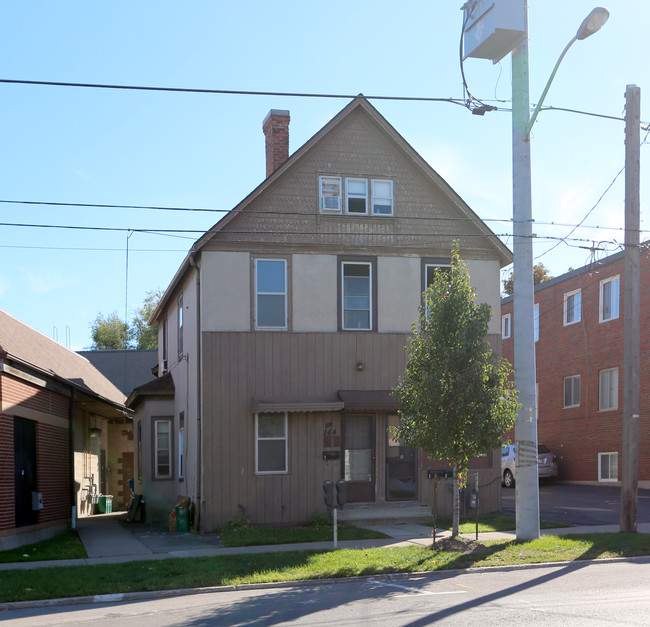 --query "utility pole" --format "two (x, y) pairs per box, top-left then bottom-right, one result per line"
(621, 84), (640, 533)
(511, 1), (540, 541)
